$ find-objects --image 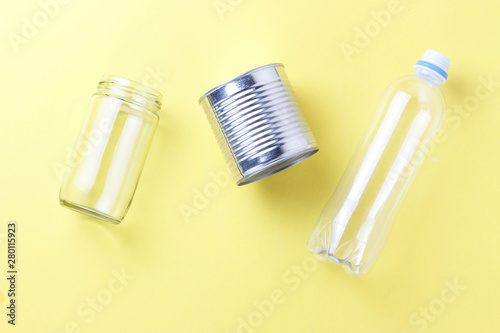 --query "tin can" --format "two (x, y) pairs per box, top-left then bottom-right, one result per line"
(199, 64), (318, 185)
